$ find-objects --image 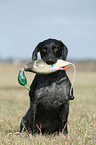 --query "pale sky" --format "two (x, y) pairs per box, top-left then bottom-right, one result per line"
(0, 0), (96, 60)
